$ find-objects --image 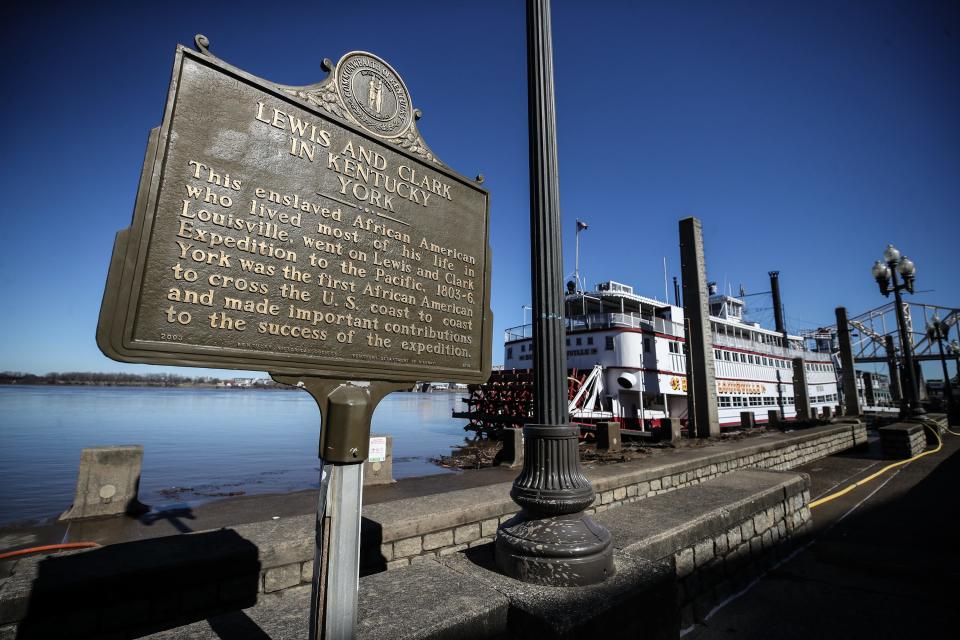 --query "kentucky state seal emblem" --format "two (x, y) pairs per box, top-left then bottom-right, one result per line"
(335, 51), (413, 139)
